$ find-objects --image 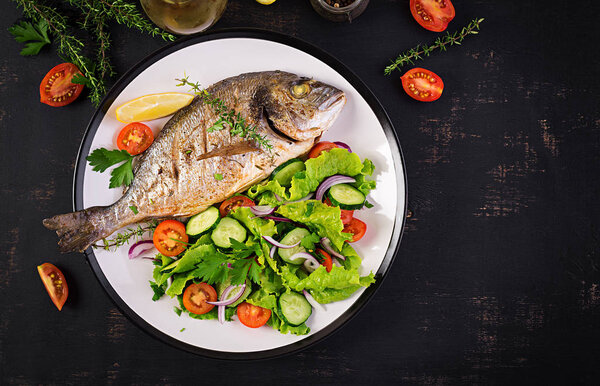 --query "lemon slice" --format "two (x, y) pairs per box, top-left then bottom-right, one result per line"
(256, 0), (277, 4)
(115, 92), (195, 123)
